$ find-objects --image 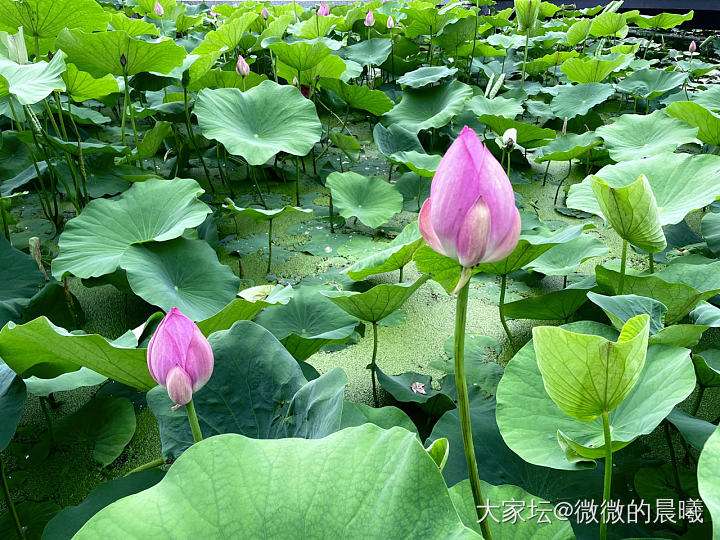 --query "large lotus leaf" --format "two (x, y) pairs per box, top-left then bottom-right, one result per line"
(0, 0), (108, 38)
(74, 425), (480, 539)
(692, 86), (720, 112)
(496, 321), (695, 469)
(655, 258), (720, 294)
(335, 38), (392, 67)
(567, 153), (720, 226)
(450, 480), (575, 539)
(267, 37), (339, 72)
(565, 18), (592, 46)
(255, 287), (360, 362)
(534, 132), (602, 163)
(373, 123), (424, 157)
(525, 51), (579, 77)
(533, 315), (650, 422)
(628, 11), (694, 29)
(397, 66), (458, 88)
(63, 63), (119, 102)
(561, 55), (625, 83)
(345, 222), (423, 281)
(550, 83), (614, 120)
(590, 11), (628, 38)
(320, 78), (393, 115)
(108, 12), (158, 37)
(52, 178), (210, 280)
(195, 81), (322, 166)
(503, 288), (590, 321)
(479, 115), (556, 148)
(289, 13), (342, 40)
(23, 368), (107, 397)
(591, 174), (667, 253)
(0, 51), (65, 105)
(691, 302), (720, 328)
(0, 364), (25, 452)
(192, 12), (258, 55)
(666, 101), (720, 146)
(587, 292), (667, 335)
(667, 407), (716, 451)
(382, 80), (472, 133)
(698, 425), (720, 537)
(0, 317), (153, 390)
(595, 265), (717, 323)
(702, 212), (720, 254)
(339, 401), (418, 434)
(326, 171), (403, 228)
(525, 233), (609, 275)
(616, 68), (687, 99)
(0, 235), (44, 326)
(390, 150), (441, 177)
(596, 110), (698, 162)
(466, 95), (523, 119)
(121, 238), (240, 321)
(55, 29), (187, 77)
(322, 275), (429, 323)
(147, 321), (347, 458)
